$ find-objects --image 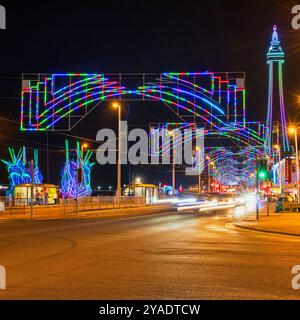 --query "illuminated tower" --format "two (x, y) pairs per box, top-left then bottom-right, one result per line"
(265, 25), (289, 154)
